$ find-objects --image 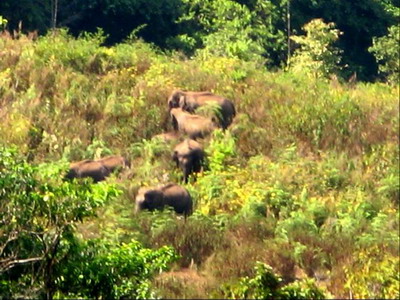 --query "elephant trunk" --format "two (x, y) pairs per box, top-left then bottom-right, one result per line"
(179, 157), (190, 183)
(134, 201), (142, 214)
